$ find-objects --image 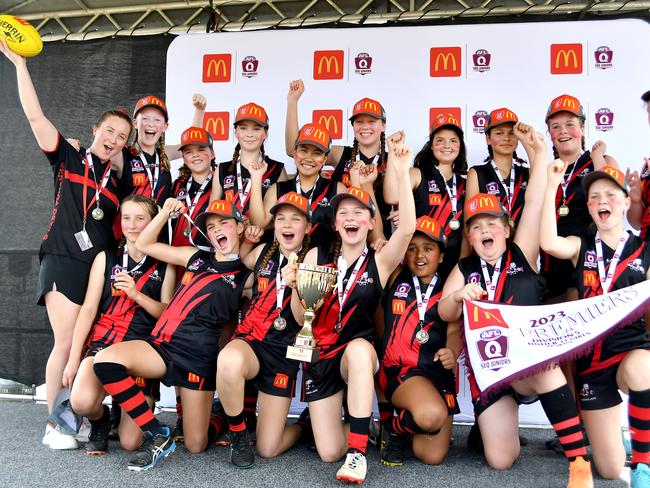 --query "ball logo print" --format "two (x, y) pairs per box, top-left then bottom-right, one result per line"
(550, 43), (583, 74)
(472, 49), (491, 73)
(354, 52), (373, 75)
(202, 54), (232, 82)
(595, 108), (614, 132)
(312, 110), (343, 139)
(241, 55), (259, 78)
(594, 46), (613, 70)
(473, 110), (488, 133)
(313, 50), (344, 80)
(203, 112), (230, 141)
(430, 47), (462, 77)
